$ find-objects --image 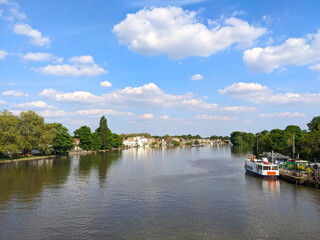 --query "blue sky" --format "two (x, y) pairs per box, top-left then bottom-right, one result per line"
(1, 0), (320, 137)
